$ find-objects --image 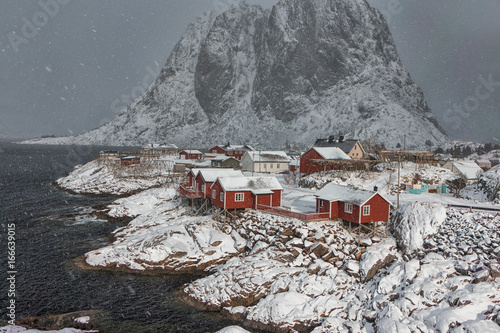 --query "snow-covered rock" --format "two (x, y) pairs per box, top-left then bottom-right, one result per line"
(106, 188), (178, 218)
(49, 0), (445, 148)
(215, 326), (251, 333)
(359, 238), (397, 282)
(461, 164), (500, 202)
(82, 195), (244, 273)
(56, 160), (170, 196)
(391, 202), (447, 253)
